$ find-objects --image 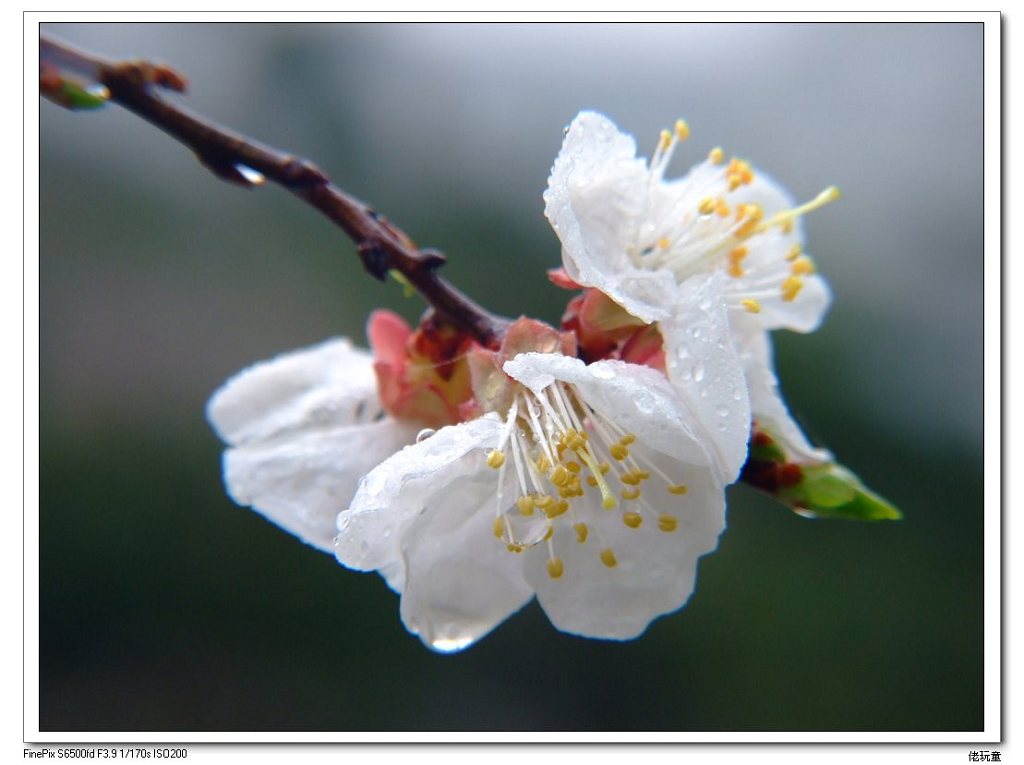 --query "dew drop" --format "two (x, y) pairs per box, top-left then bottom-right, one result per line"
(715, 404), (730, 417)
(692, 363), (705, 382)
